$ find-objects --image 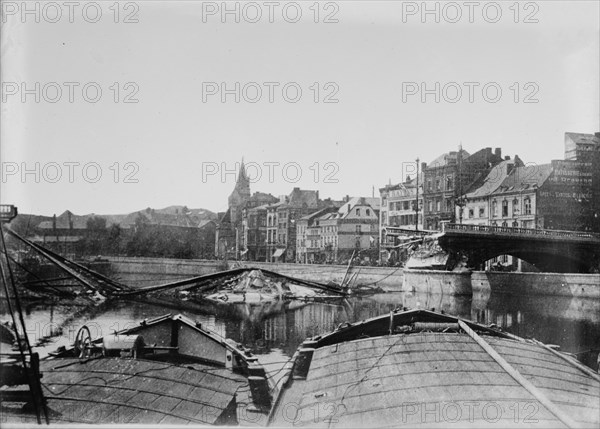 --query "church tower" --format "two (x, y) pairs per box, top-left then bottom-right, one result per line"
(228, 160), (251, 226)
